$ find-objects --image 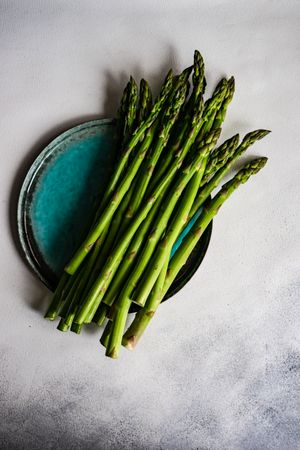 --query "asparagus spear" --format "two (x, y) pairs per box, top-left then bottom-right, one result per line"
(88, 80), (153, 263)
(133, 130), (269, 309)
(116, 76), (138, 146)
(82, 177), (138, 298)
(93, 303), (109, 327)
(111, 67), (192, 241)
(64, 70), (173, 275)
(99, 195), (162, 308)
(194, 78), (228, 144)
(106, 170), (203, 358)
(58, 123), (159, 327)
(117, 71), (189, 236)
(189, 129), (270, 219)
(92, 77), (139, 227)
(122, 157), (268, 349)
(57, 273), (83, 331)
(200, 134), (240, 186)
(80, 79), (186, 300)
(136, 79), (153, 126)
(77, 81), (153, 295)
(73, 126), (219, 327)
(103, 126), (220, 312)
(167, 130), (269, 278)
(100, 320), (113, 348)
(213, 76), (235, 129)
(137, 95), (239, 312)
(148, 51), (205, 190)
(191, 50), (206, 99)
(44, 272), (69, 320)
(104, 127), (220, 355)
(54, 74), (186, 321)
(72, 159), (181, 326)
(91, 95), (206, 312)
(122, 262), (168, 350)
(113, 129), (220, 299)
(167, 157), (269, 288)
(101, 131), (214, 311)
(70, 323), (83, 334)
(100, 69), (173, 204)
